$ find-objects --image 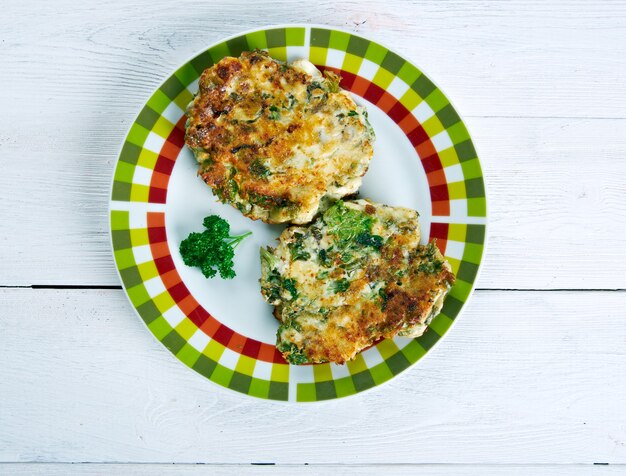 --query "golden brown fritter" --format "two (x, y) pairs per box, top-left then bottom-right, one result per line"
(185, 51), (375, 224)
(259, 199), (456, 364)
